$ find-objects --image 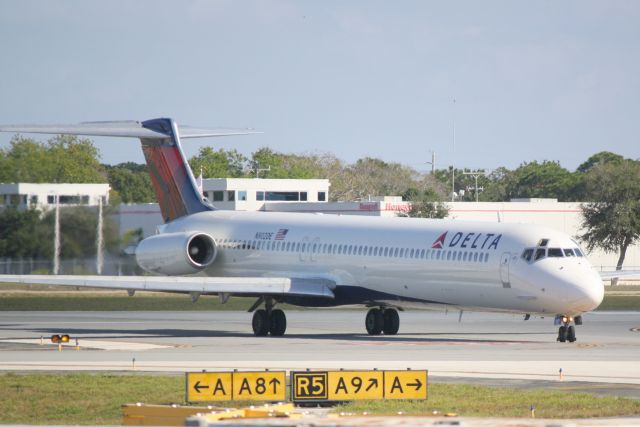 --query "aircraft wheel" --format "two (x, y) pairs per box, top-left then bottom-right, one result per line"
(269, 309), (287, 336)
(557, 325), (567, 343)
(383, 309), (400, 335)
(365, 308), (384, 335)
(567, 325), (576, 343)
(252, 309), (269, 336)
